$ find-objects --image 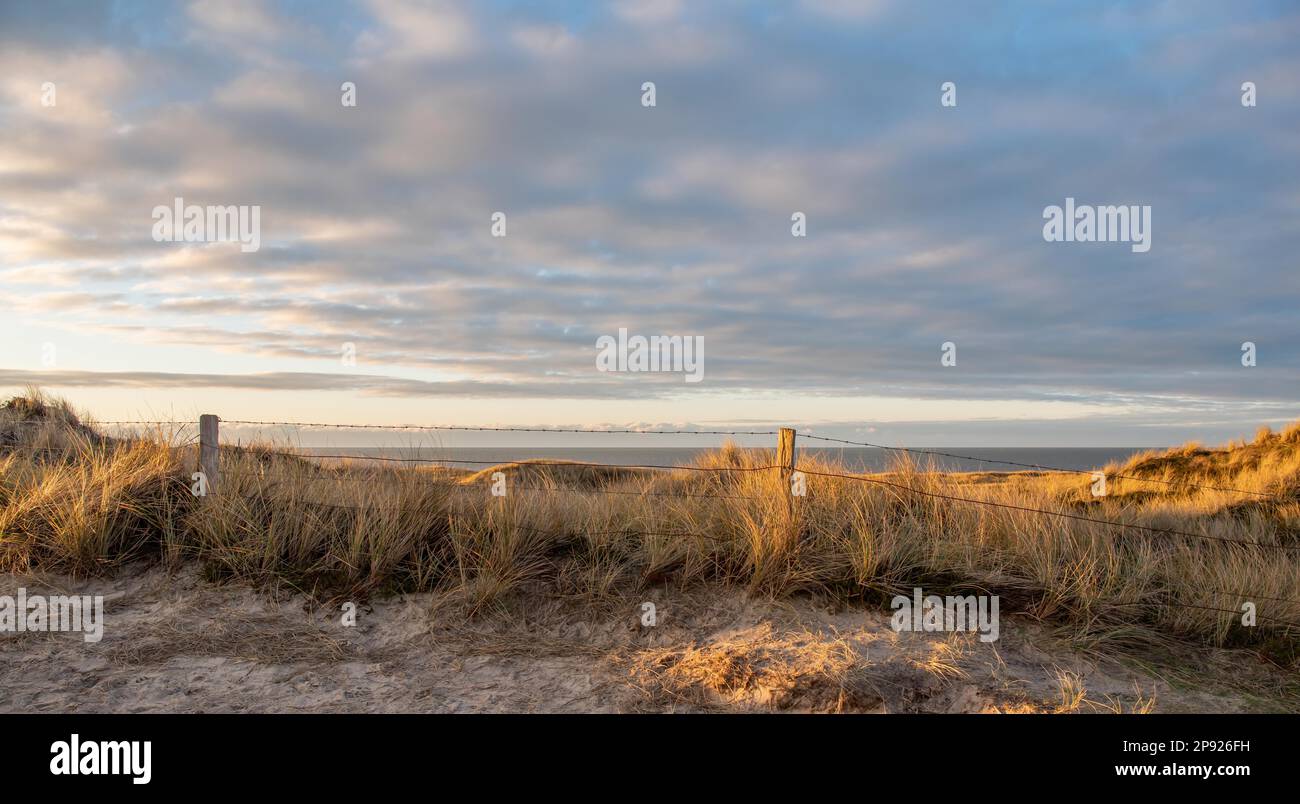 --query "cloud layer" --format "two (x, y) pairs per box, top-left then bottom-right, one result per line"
(2, 1), (1297, 440)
